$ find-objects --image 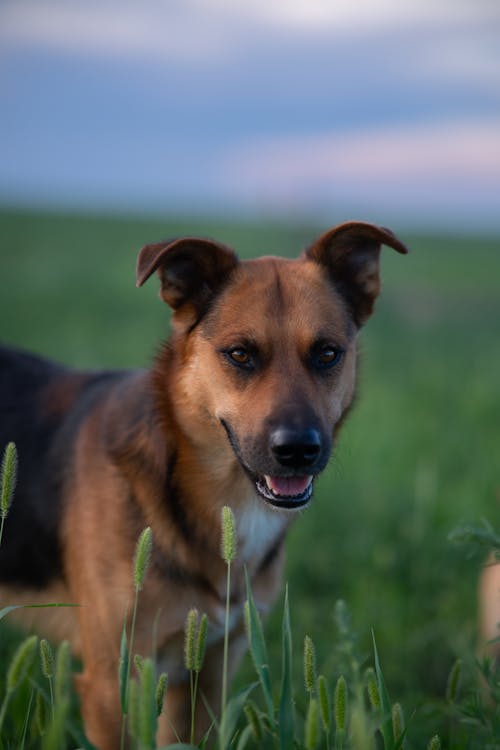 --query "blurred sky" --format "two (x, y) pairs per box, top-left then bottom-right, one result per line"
(1, 0), (499, 230)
